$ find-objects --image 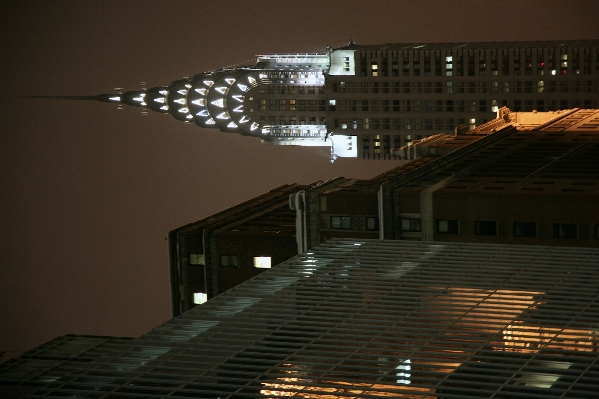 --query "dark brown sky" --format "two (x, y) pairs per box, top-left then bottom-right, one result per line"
(1, 0), (598, 361)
